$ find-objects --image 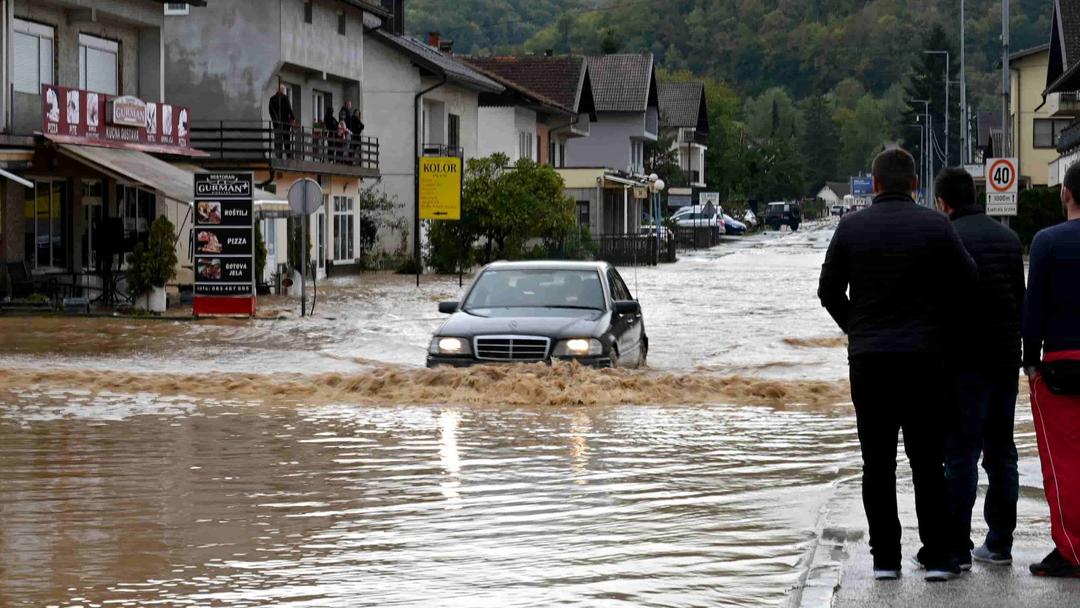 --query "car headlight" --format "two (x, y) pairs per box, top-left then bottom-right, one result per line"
(430, 337), (471, 355)
(553, 338), (603, 357)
